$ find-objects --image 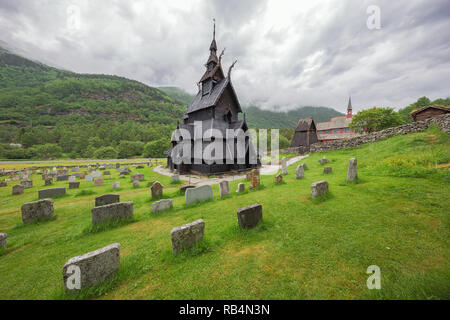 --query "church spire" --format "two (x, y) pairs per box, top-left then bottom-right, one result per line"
(347, 96), (353, 118)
